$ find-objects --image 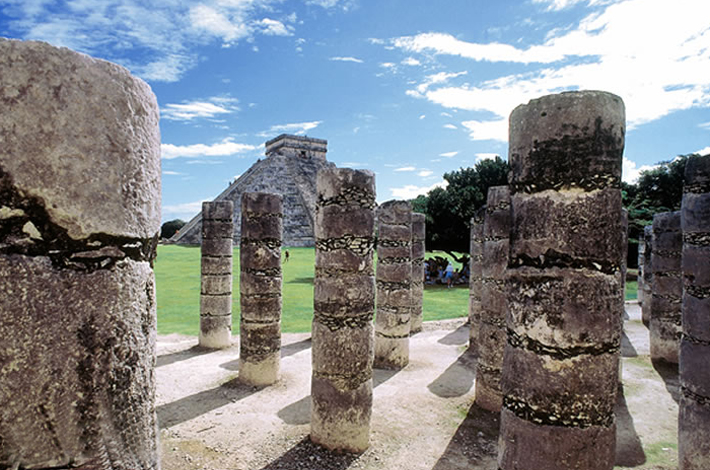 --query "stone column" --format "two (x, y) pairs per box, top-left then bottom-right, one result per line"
(0, 40), (160, 469)
(679, 154), (710, 470)
(239, 192), (283, 386)
(311, 168), (376, 453)
(468, 208), (485, 353)
(621, 208), (629, 302)
(475, 186), (511, 411)
(199, 200), (234, 348)
(642, 225), (654, 326)
(637, 227), (646, 305)
(650, 211), (682, 364)
(374, 201), (412, 369)
(499, 91), (625, 470)
(410, 212), (426, 335)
